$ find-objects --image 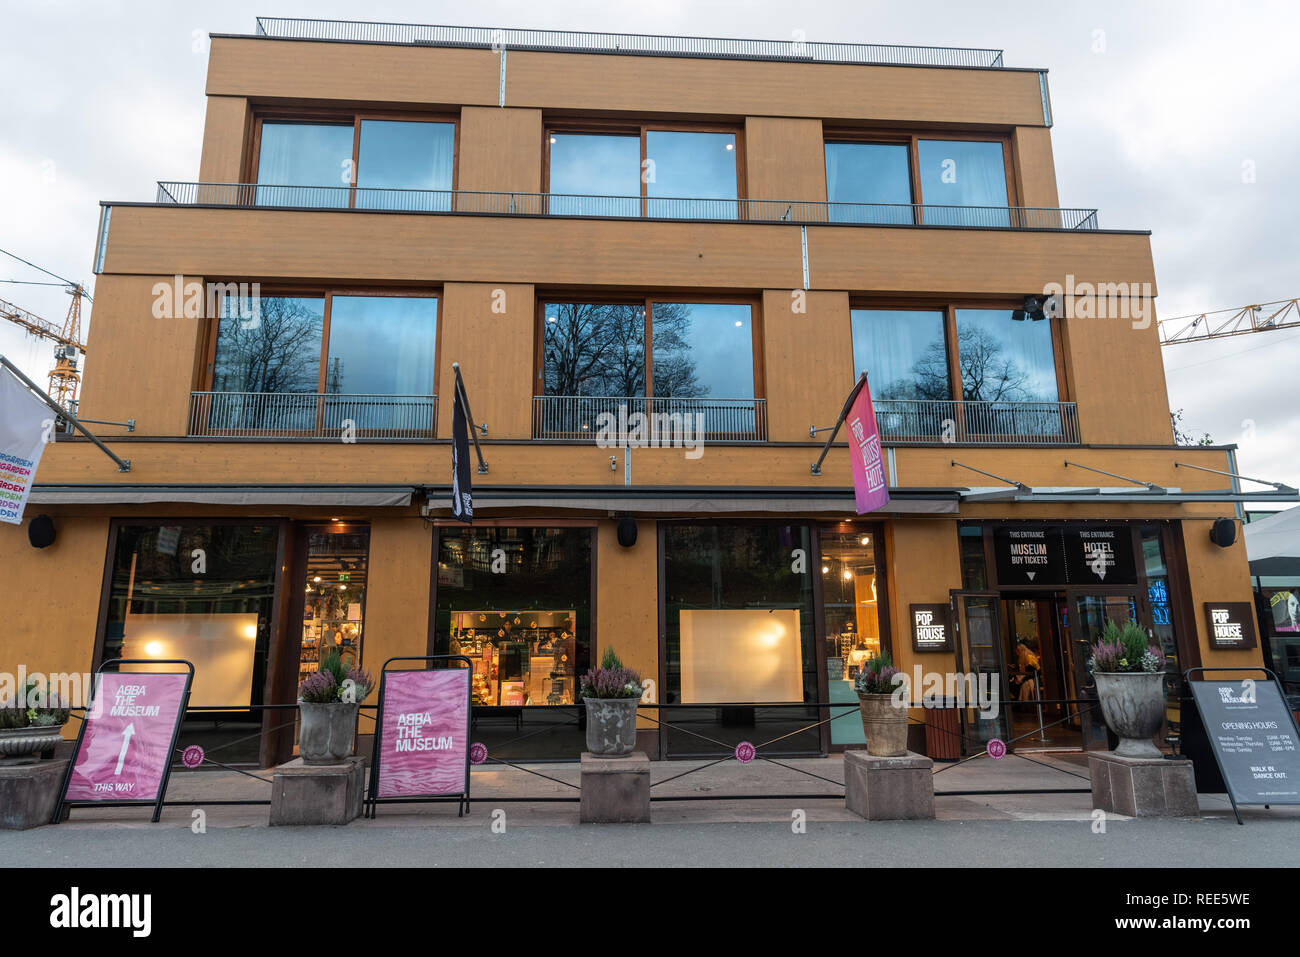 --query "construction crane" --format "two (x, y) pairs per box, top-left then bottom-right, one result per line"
(1159, 296), (1300, 346)
(0, 287), (87, 412)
